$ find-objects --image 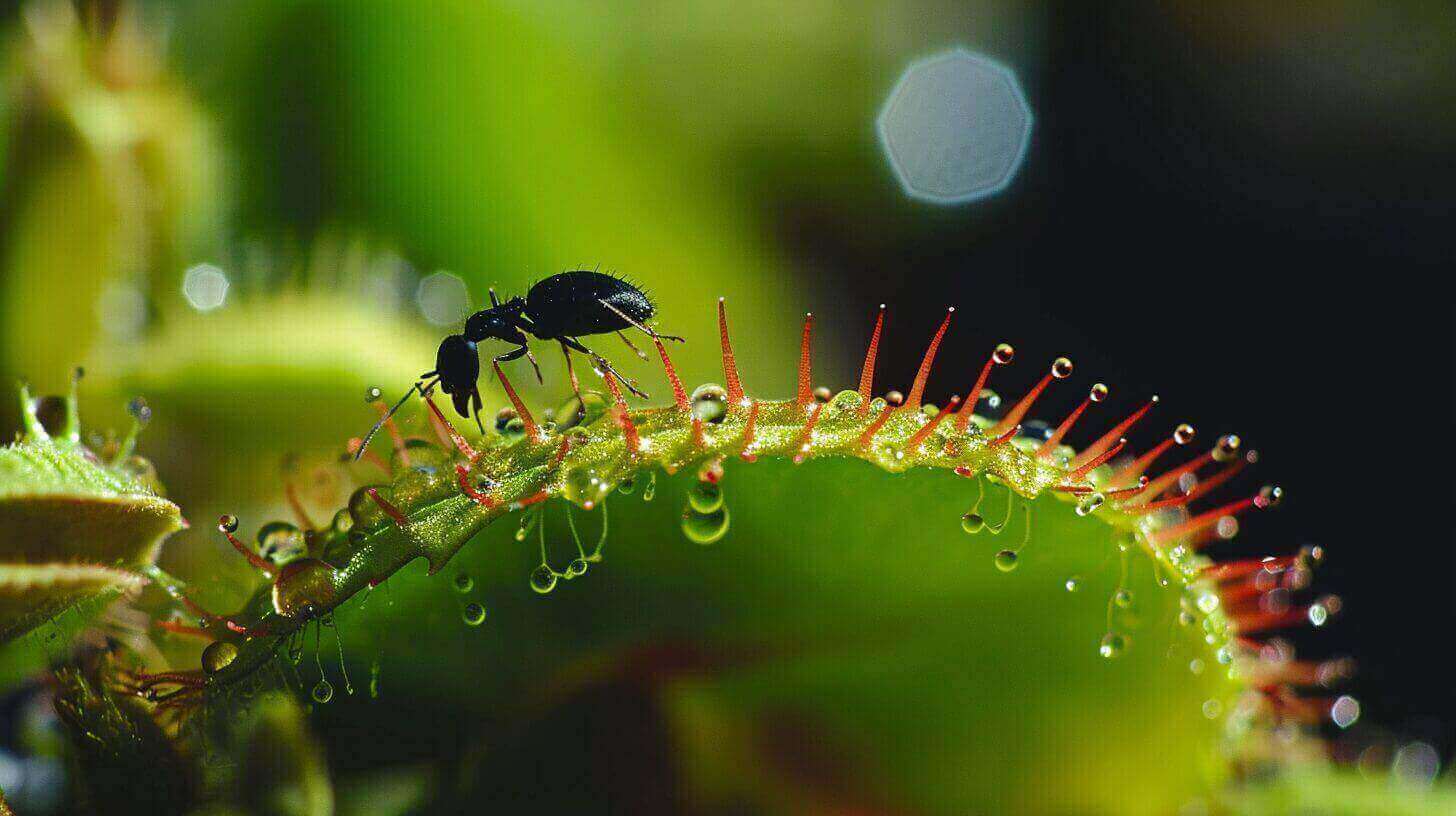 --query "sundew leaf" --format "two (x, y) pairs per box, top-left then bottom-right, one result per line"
(158, 304), (1346, 814)
(0, 383), (181, 645)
